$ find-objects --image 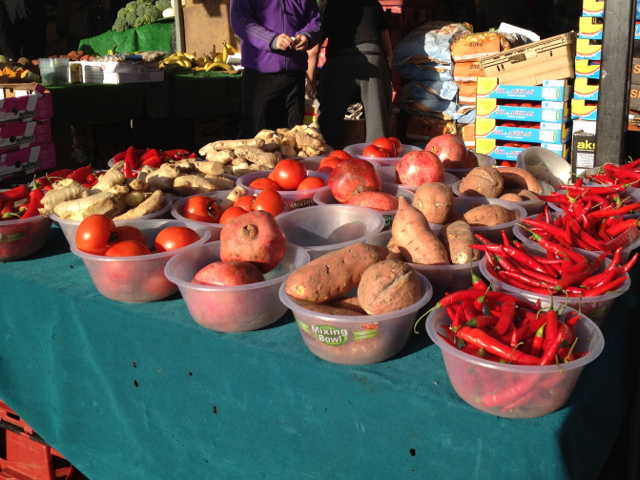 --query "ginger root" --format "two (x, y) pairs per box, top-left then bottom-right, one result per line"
(39, 185), (89, 216)
(113, 190), (165, 220)
(212, 138), (264, 151)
